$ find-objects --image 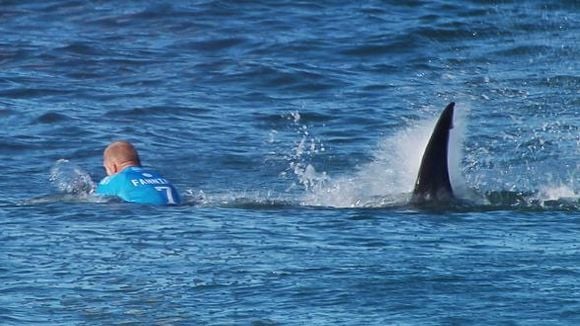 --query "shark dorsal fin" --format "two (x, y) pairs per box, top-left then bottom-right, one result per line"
(411, 102), (455, 203)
